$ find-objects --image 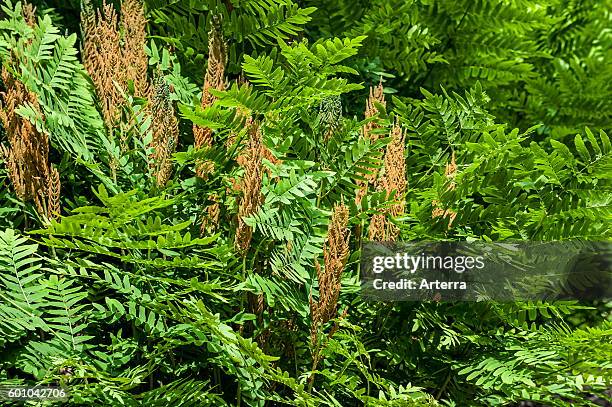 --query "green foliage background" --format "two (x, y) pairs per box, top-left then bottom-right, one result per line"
(0, 0), (610, 405)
